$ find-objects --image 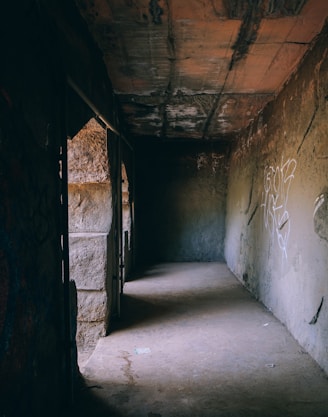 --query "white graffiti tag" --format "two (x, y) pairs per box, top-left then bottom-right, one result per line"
(261, 157), (297, 258)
